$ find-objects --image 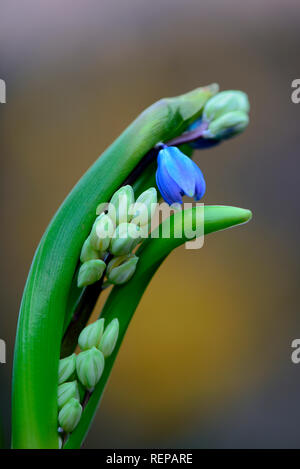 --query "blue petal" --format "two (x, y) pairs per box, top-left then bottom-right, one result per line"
(158, 147), (196, 198)
(193, 163), (206, 200)
(156, 159), (183, 205)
